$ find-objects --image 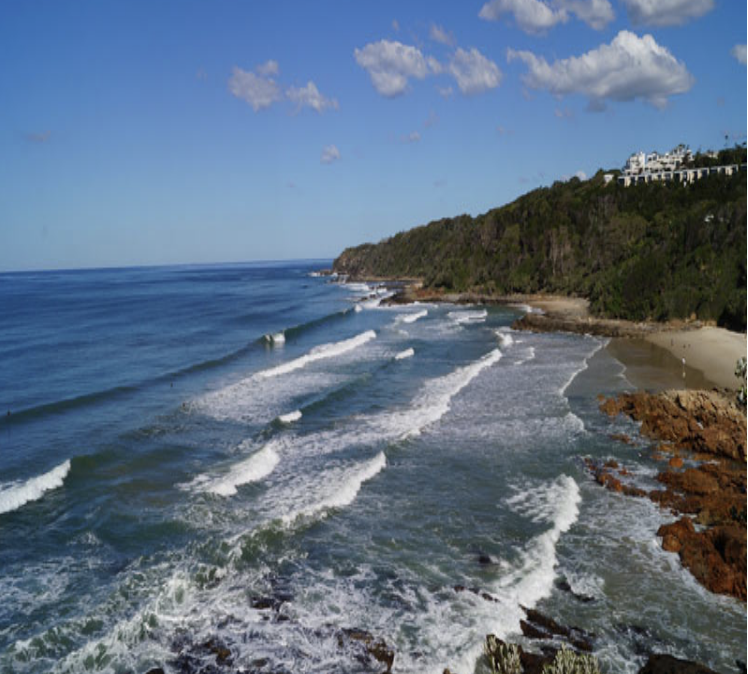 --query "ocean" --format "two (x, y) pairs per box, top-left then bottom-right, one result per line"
(0, 261), (744, 673)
